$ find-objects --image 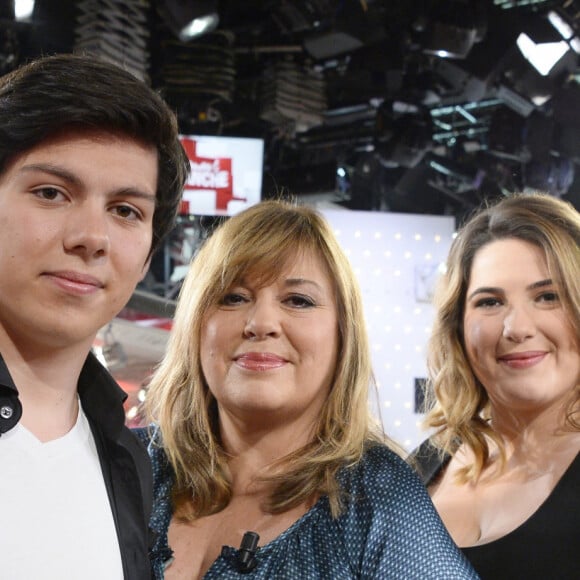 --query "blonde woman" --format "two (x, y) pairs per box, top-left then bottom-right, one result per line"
(413, 193), (579, 579)
(136, 200), (478, 579)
